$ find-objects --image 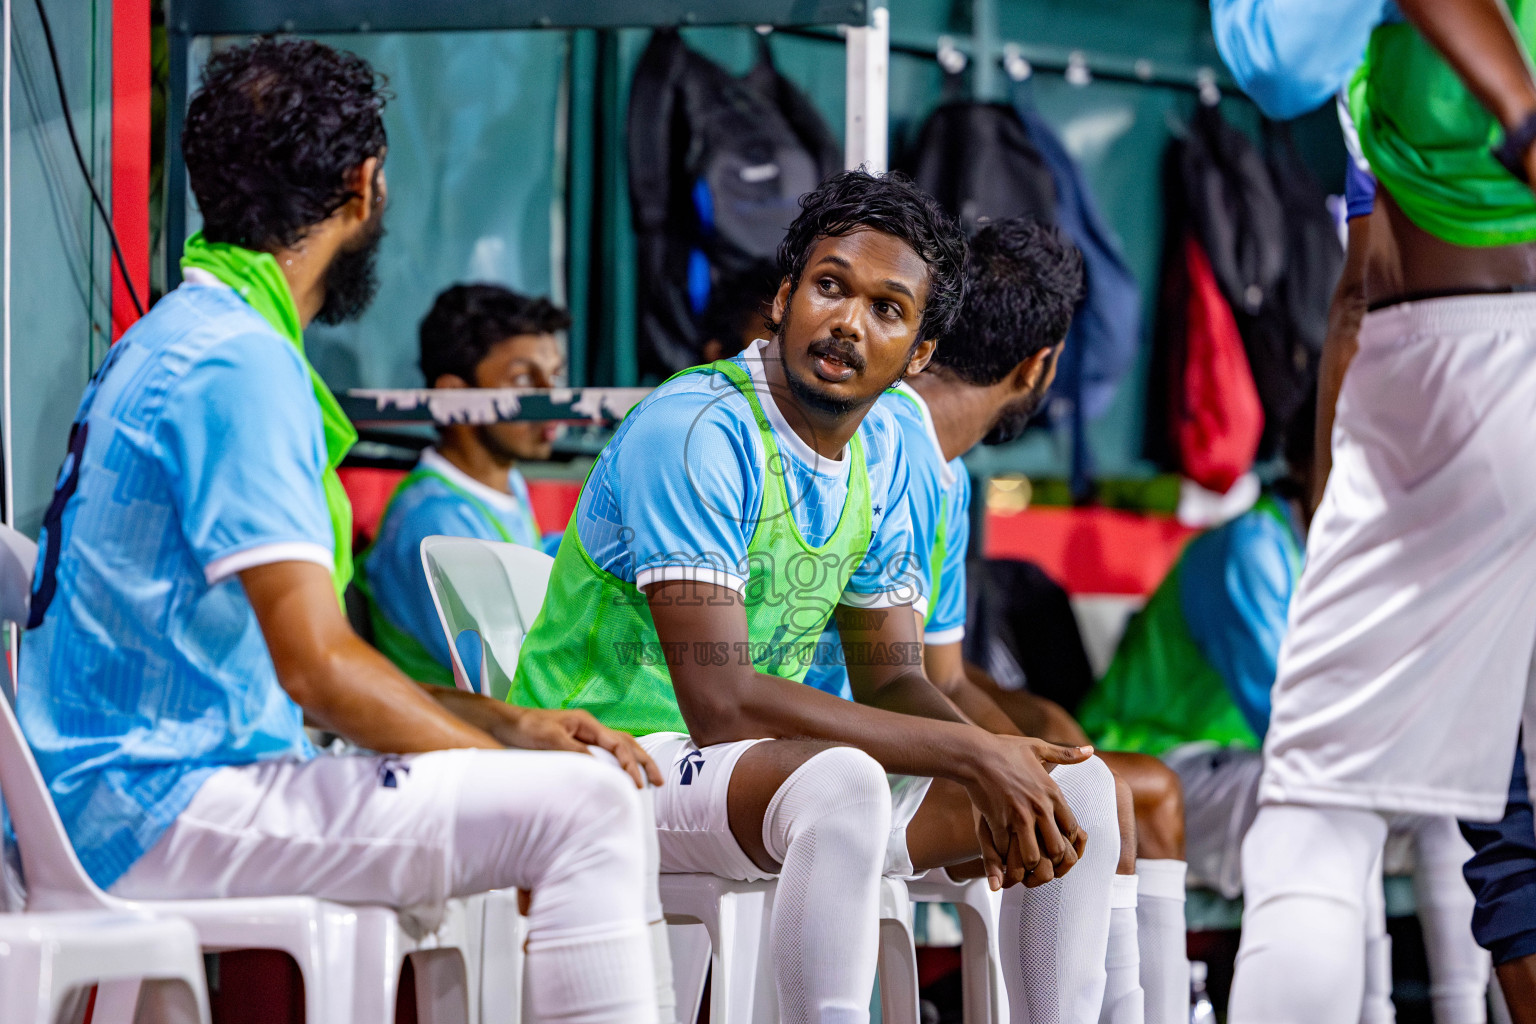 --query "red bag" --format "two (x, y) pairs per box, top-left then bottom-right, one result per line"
(1177, 234), (1263, 493)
